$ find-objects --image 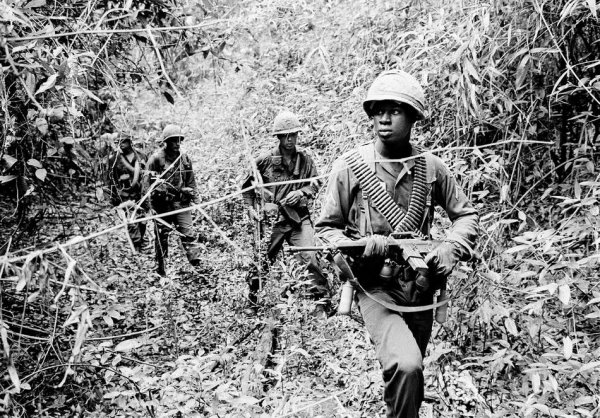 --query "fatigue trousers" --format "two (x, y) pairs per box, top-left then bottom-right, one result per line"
(154, 208), (202, 272)
(127, 221), (147, 251)
(248, 218), (328, 302)
(356, 286), (434, 418)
